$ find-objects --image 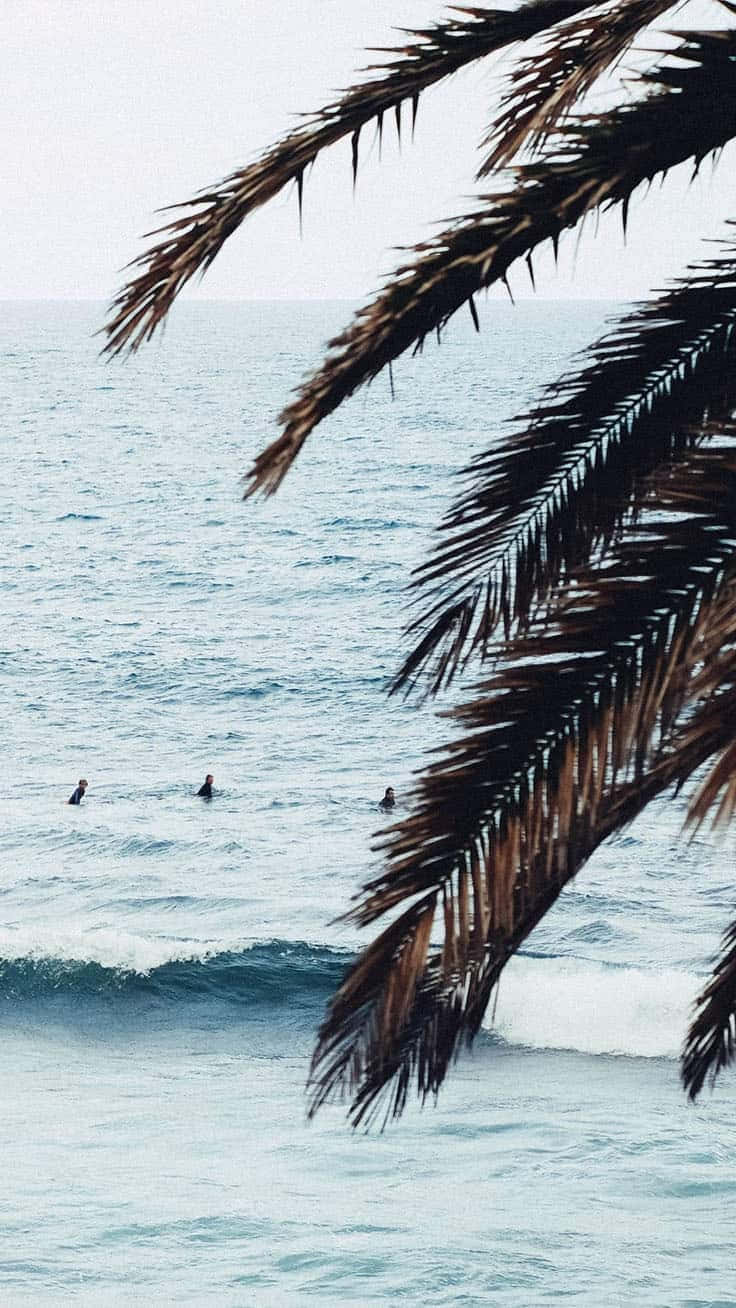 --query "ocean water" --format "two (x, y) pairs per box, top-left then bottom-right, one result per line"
(3, 298), (736, 1306)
